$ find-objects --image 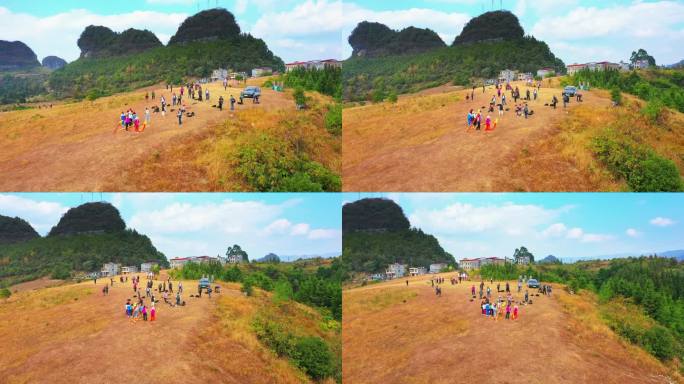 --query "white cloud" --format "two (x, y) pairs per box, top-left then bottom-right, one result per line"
(290, 223), (310, 236)
(235, 0), (249, 15)
(0, 7), (187, 62)
(0, 194), (68, 234)
(650, 217), (676, 227)
(542, 223), (567, 237)
(129, 199), (284, 234)
(626, 228), (641, 238)
(530, 1), (684, 64)
(308, 228), (341, 240)
(264, 218), (293, 235)
(566, 227), (584, 239)
(409, 202), (568, 236)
